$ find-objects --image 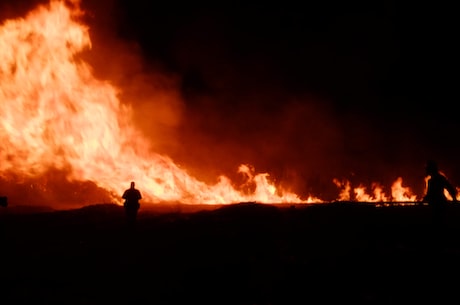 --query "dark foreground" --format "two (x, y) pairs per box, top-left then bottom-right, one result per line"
(1, 202), (460, 304)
